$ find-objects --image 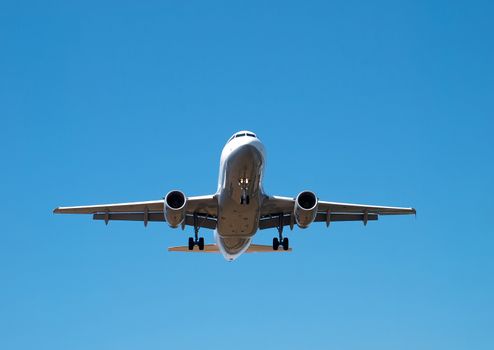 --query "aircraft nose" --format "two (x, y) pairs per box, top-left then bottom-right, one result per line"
(230, 143), (263, 166)
(237, 135), (264, 153)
